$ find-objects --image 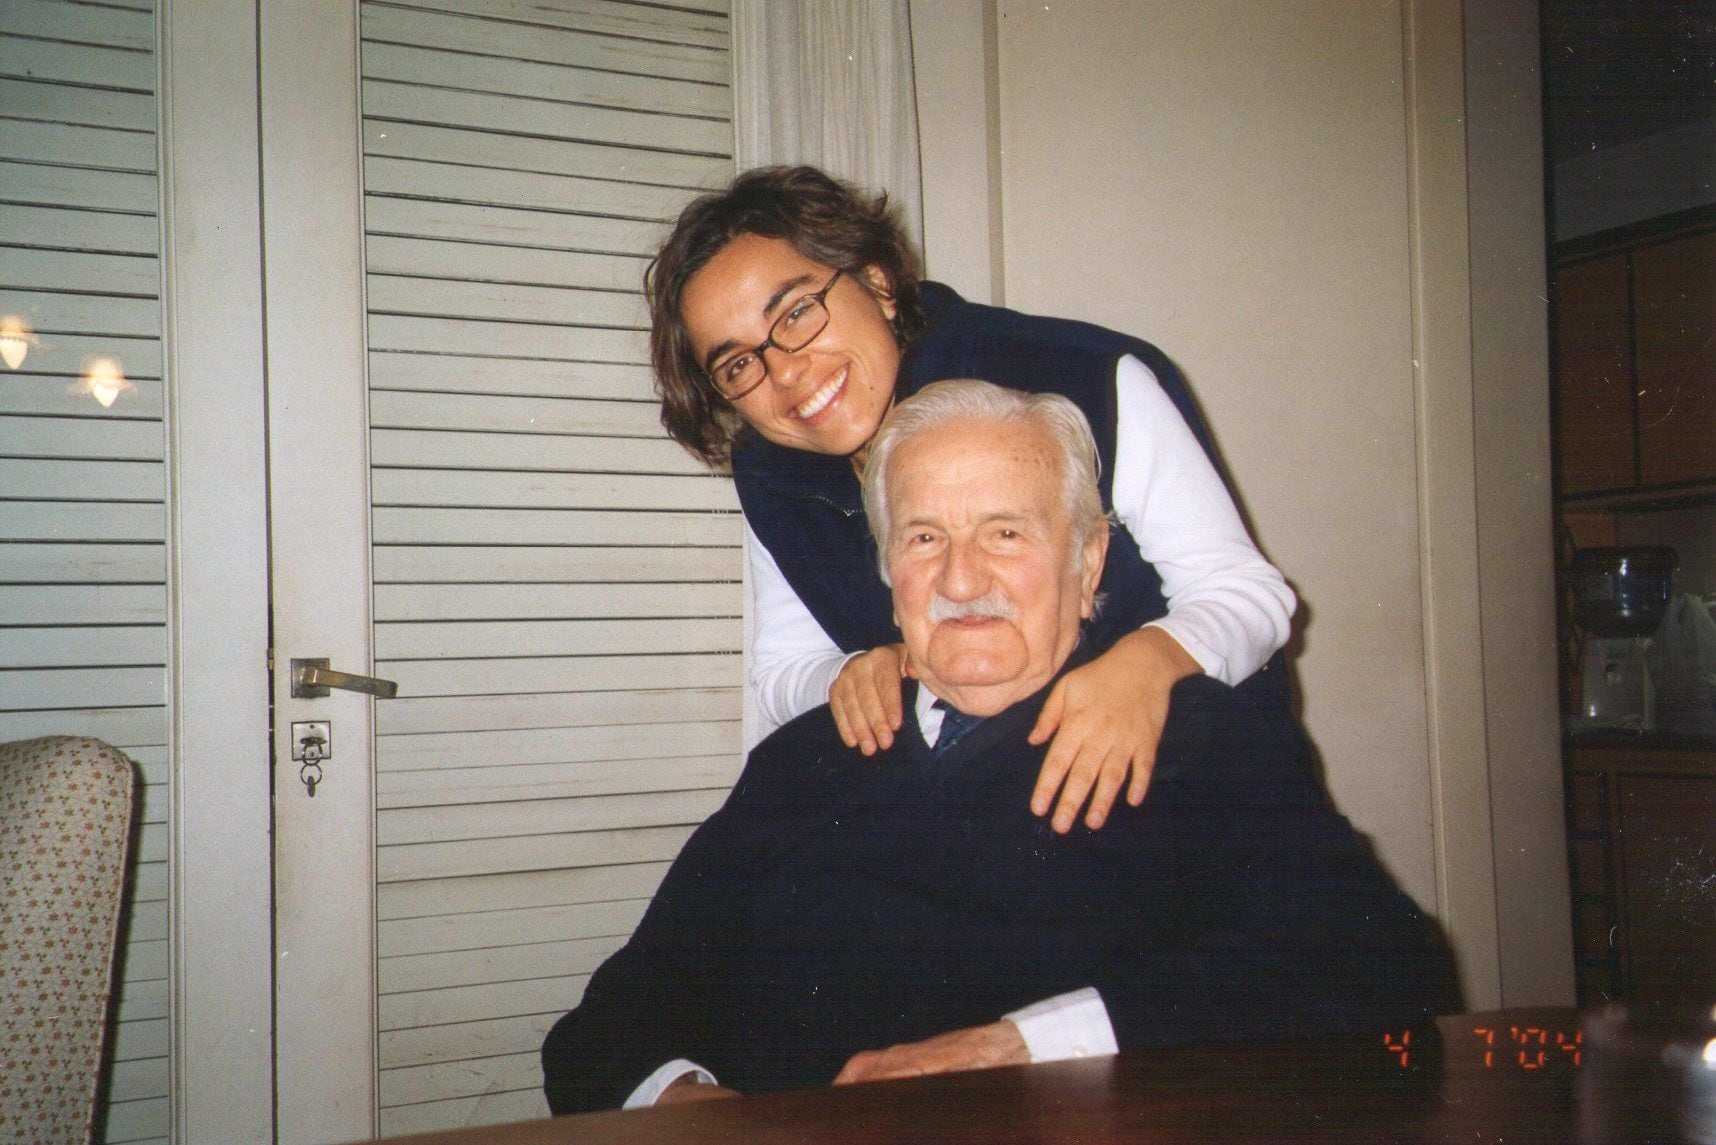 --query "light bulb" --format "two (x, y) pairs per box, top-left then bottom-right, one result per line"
(0, 316), (30, 369)
(87, 359), (125, 407)
(71, 358), (135, 408)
